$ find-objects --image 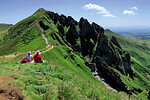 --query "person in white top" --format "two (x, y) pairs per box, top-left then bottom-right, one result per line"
(26, 51), (32, 61)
